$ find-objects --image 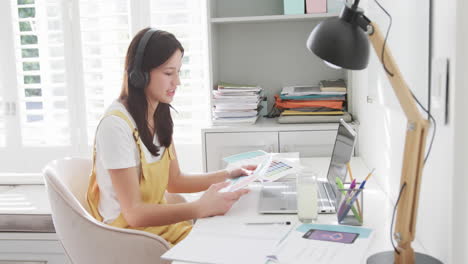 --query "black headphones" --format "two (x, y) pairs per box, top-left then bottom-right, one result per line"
(128, 28), (158, 89)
